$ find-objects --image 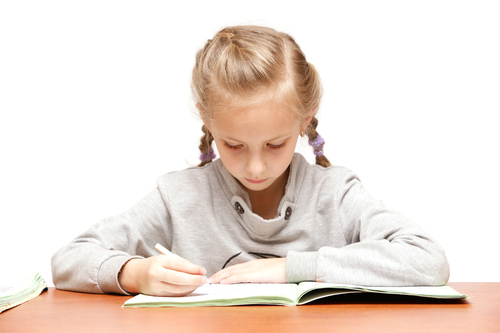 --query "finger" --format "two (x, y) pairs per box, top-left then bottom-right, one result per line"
(145, 267), (207, 297)
(210, 258), (287, 284)
(210, 262), (250, 284)
(147, 280), (200, 297)
(221, 273), (254, 284)
(158, 286), (198, 297)
(160, 267), (209, 286)
(209, 267), (232, 283)
(156, 255), (207, 276)
(219, 265), (265, 284)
